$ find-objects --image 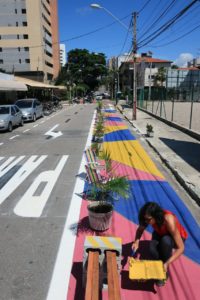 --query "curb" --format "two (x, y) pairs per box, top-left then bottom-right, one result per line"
(117, 106), (200, 206)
